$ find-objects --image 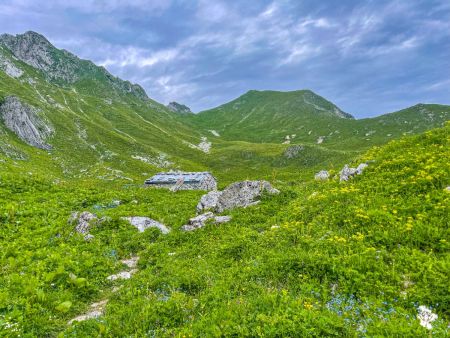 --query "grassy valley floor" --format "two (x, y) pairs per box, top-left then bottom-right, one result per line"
(0, 124), (448, 337)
